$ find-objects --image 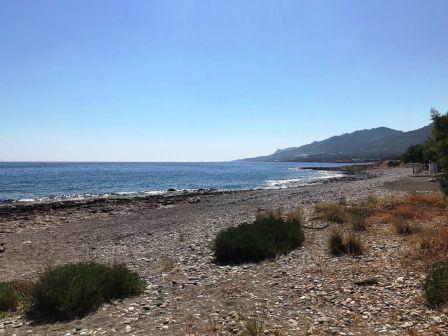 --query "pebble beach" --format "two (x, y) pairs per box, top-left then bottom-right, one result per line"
(1, 166), (447, 335)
